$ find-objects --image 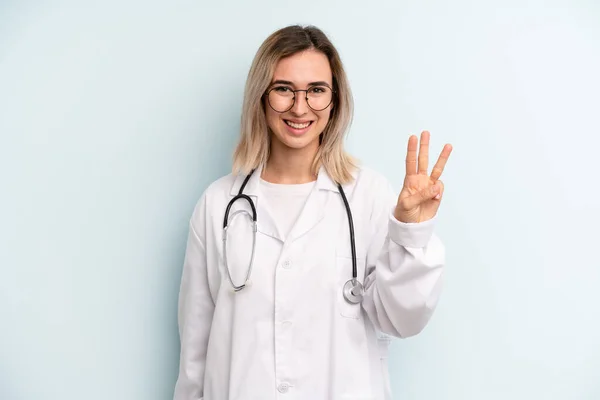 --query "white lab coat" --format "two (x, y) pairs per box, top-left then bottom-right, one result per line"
(173, 165), (445, 400)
